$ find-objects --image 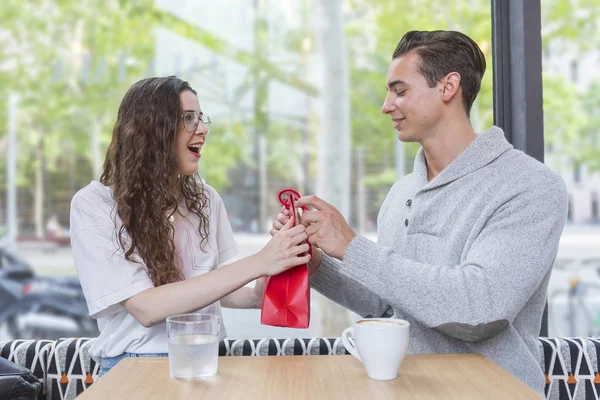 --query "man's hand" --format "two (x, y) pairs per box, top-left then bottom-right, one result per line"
(295, 195), (357, 260)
